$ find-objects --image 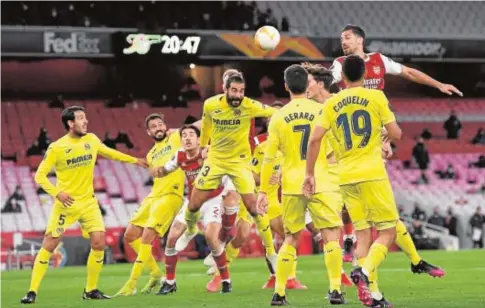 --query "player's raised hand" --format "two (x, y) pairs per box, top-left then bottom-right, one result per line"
(438, 83), (463, 97)
(136, 158), (149, 168)
(149, 167), (163, 178)
(201, 147), (209, 159)
(57, 191), (74, 207)
(256, 192), (268, 215)
(302, 175), (315, 198)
